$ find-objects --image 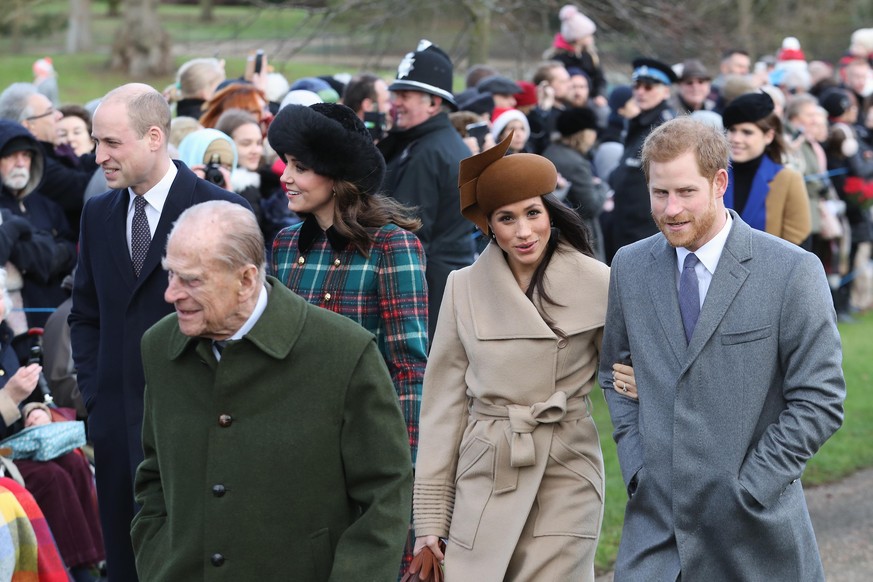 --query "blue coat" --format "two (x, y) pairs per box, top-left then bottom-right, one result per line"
(599, 211), (845, 580)
(69, 161), (250, 581)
